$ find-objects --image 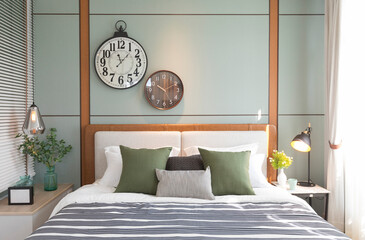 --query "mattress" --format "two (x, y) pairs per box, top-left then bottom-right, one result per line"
(26, 183), (349, 240)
